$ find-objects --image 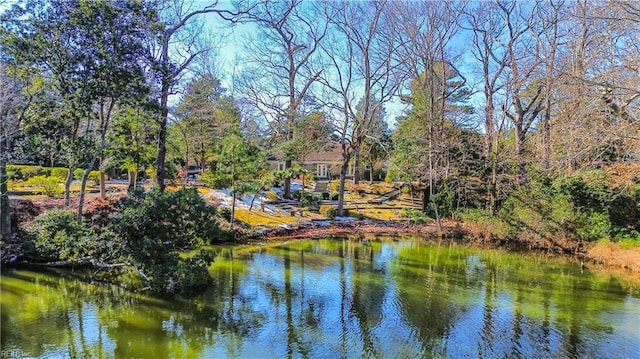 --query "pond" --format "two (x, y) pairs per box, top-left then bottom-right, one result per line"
(2, 237), (639, 358)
